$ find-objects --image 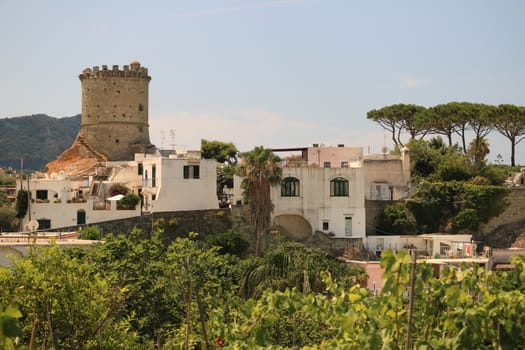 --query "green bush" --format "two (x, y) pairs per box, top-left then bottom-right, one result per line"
(206, 230), (249, 256)
(378, 202), (417, 235)
(80, 225), (102, 240)
(117, 193), (140, 209)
